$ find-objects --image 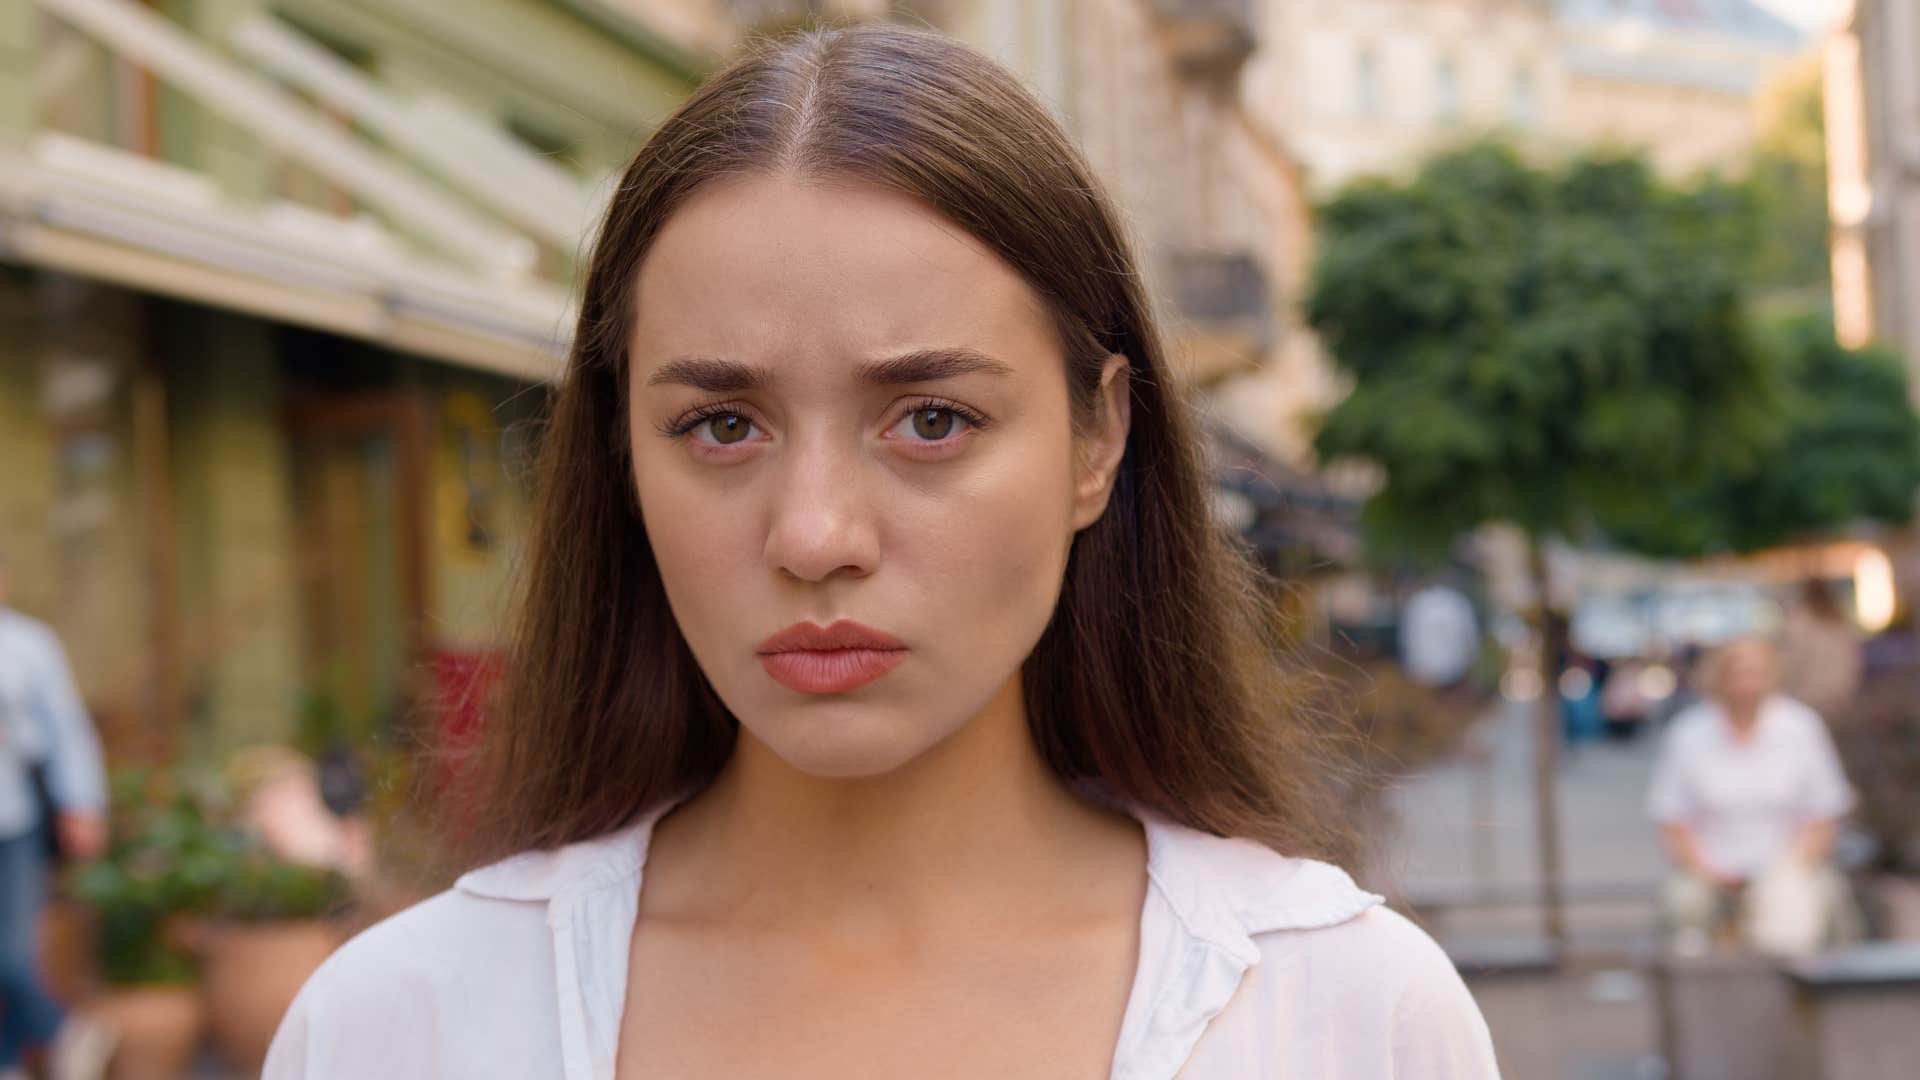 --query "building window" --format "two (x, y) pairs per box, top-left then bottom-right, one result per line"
(1508, 66), (1538, 128)
(1434, 55), (1460, 123)
(1356, 45), (1380, 117)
